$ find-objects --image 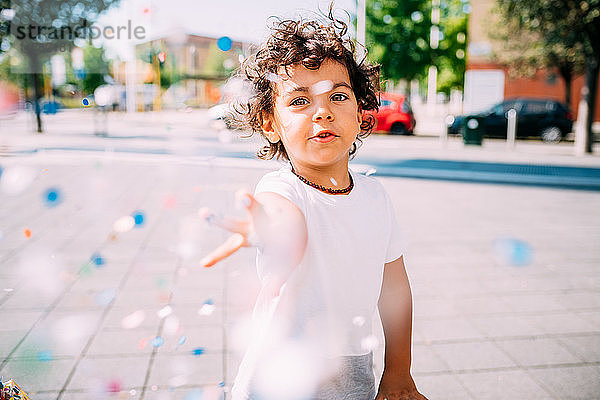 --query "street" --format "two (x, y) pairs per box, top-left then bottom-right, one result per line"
(0, 109), (599, 399)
